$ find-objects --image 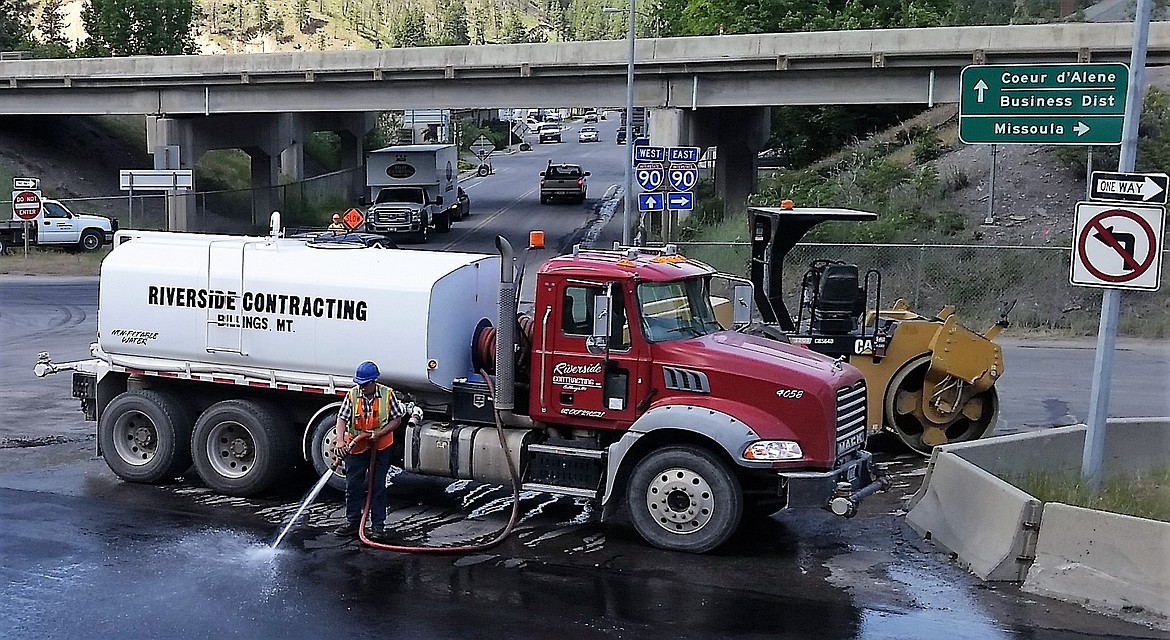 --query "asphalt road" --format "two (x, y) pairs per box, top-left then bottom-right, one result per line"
(1, 121), (1168, 639)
